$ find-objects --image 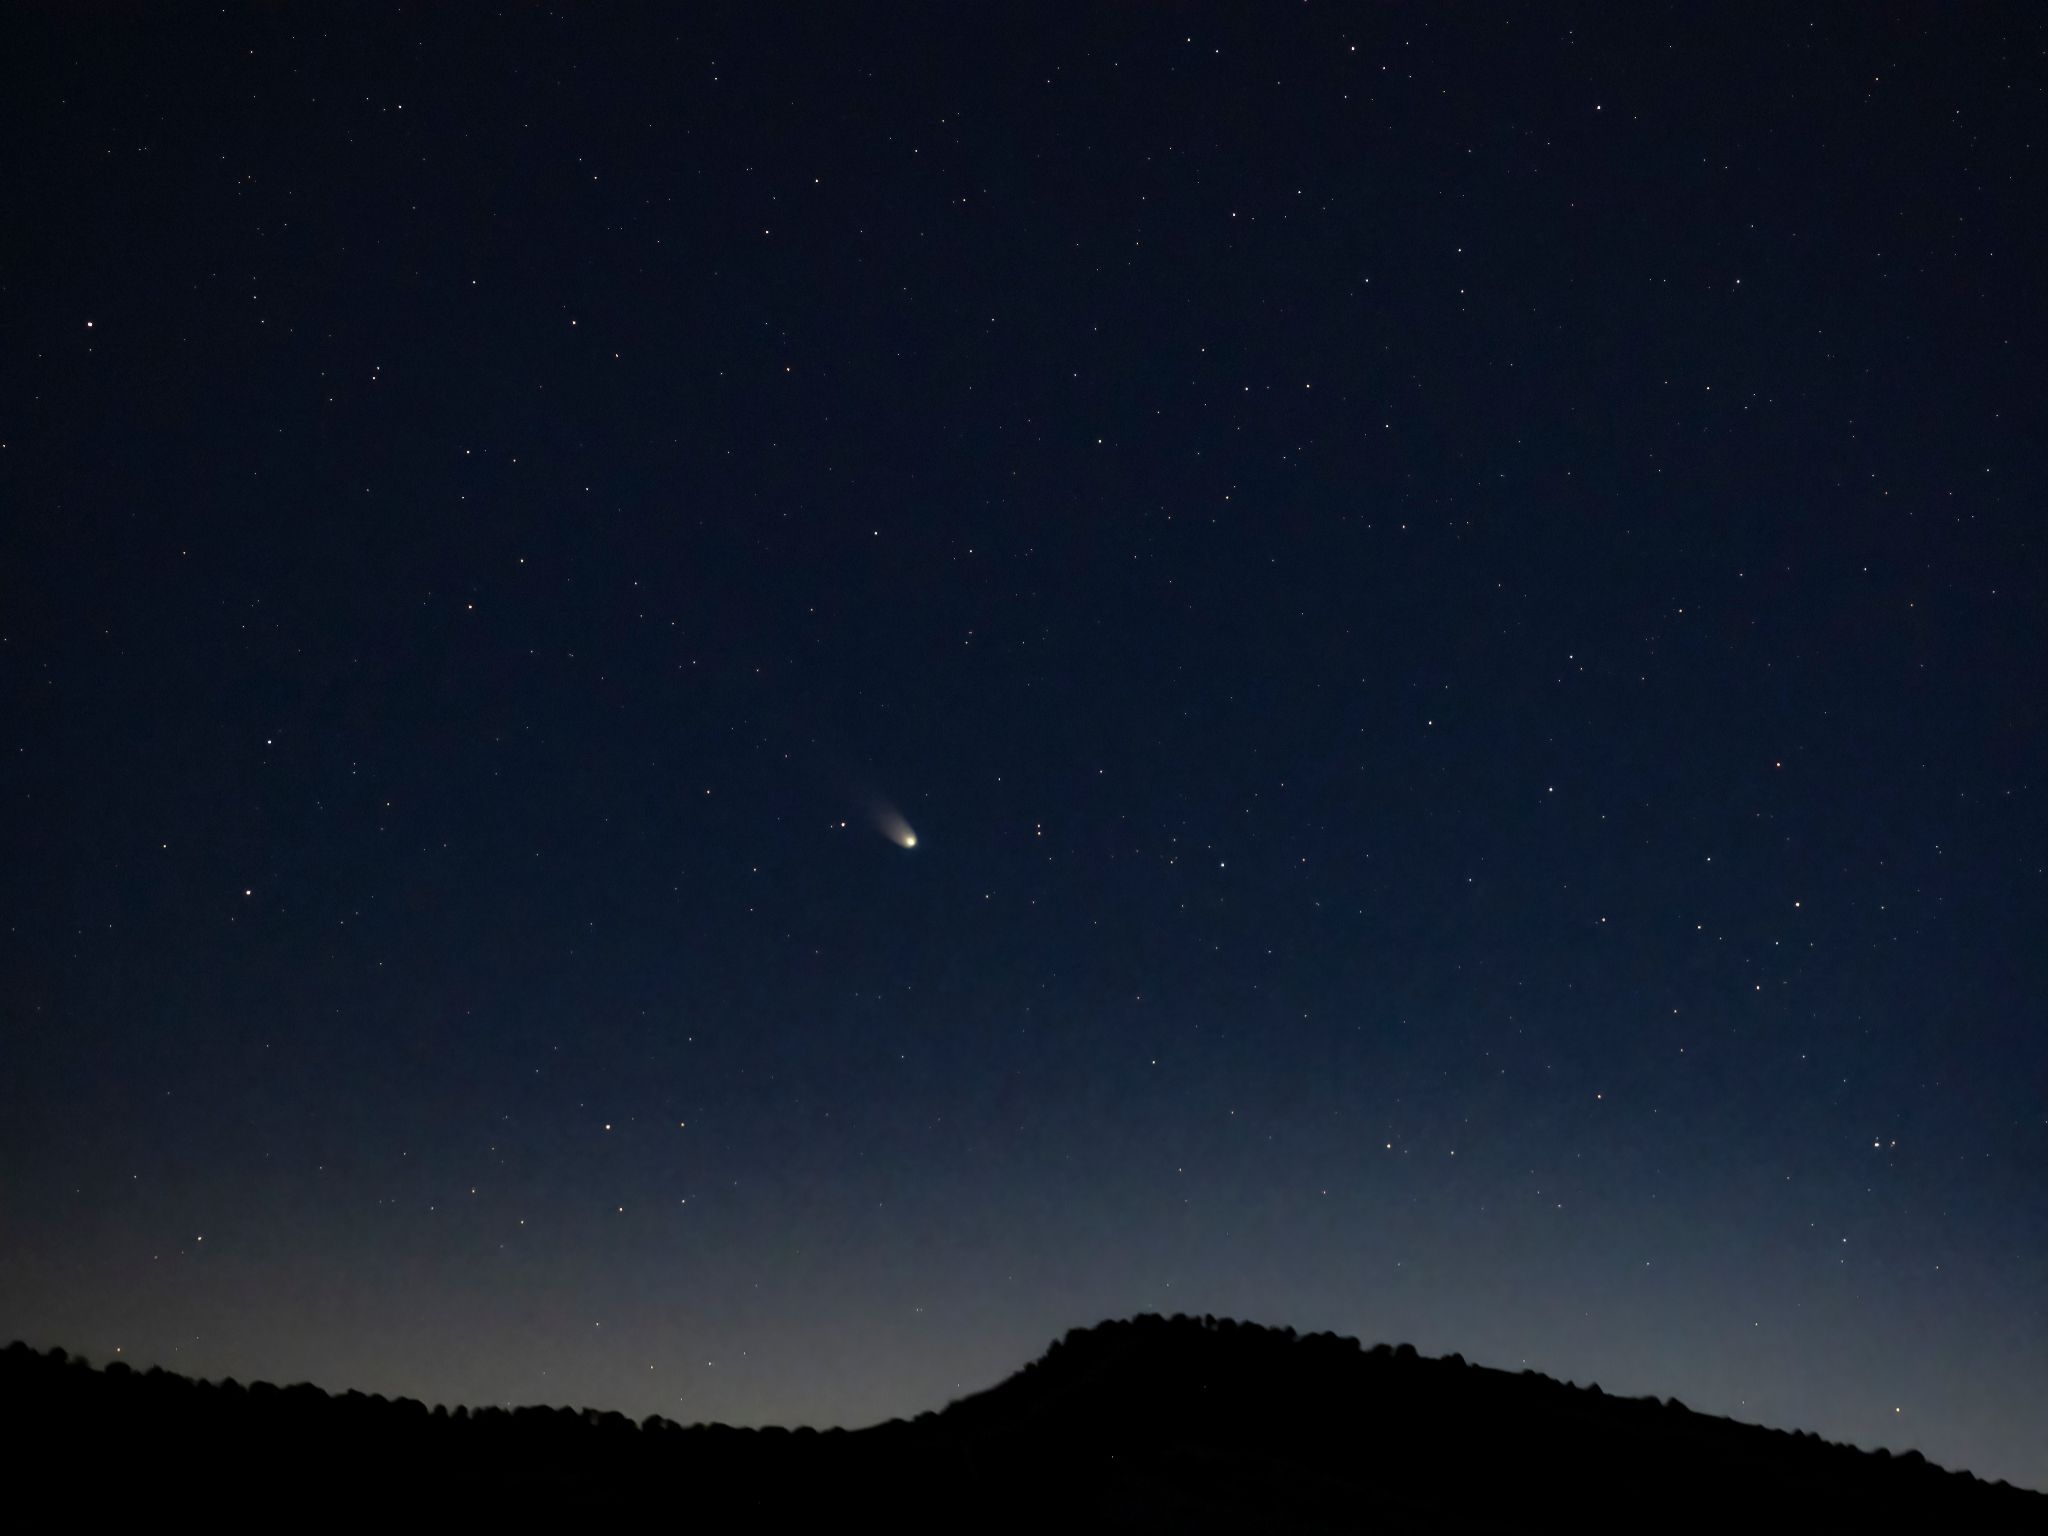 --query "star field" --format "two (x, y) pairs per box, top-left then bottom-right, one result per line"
(1, 3), (2043, 1492)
